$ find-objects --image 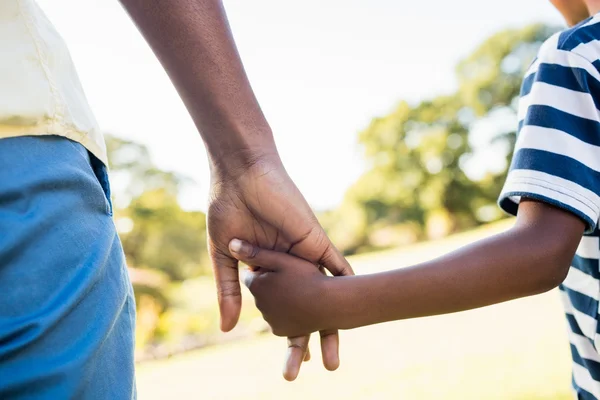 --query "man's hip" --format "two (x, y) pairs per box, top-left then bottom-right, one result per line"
(0, 136), (135, 399)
